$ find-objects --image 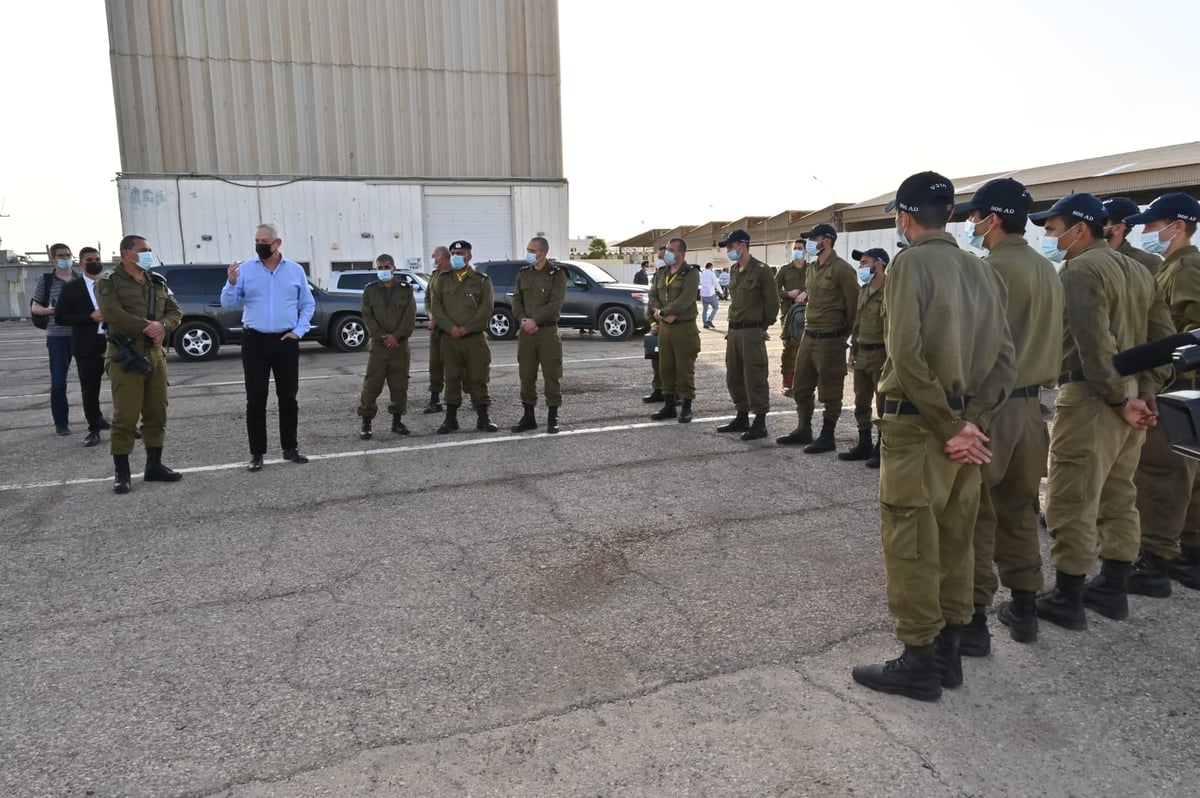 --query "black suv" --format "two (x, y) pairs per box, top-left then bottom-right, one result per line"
(472, 259), (649, 341)
(149, 264), (369, 361)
